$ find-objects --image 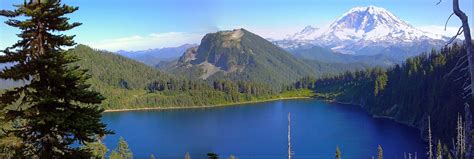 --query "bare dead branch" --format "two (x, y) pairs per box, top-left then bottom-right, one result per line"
(464, 85), (471, 91)
(445, 13), (455, 30)
(455, 75), (467, 81)
(446, 26), (464, 45)
(463, 92), (473, 99)
(463, 79), (470, 87)
(452, 0), (474, 101)
(445, 54), (468, 78)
